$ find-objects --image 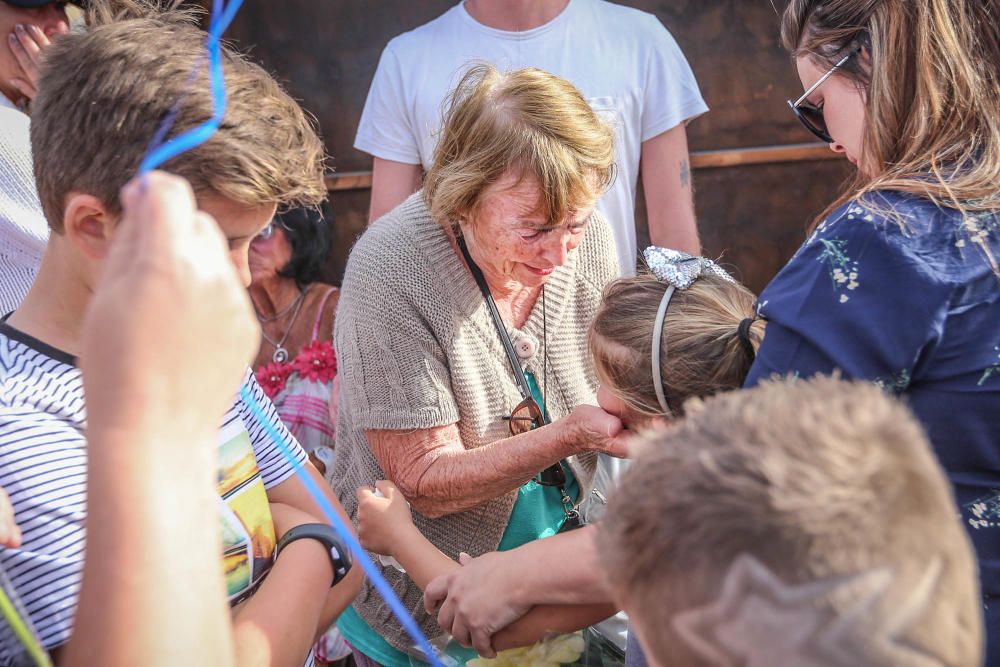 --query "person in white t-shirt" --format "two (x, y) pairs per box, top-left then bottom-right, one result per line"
(355, 0), (708, 275)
